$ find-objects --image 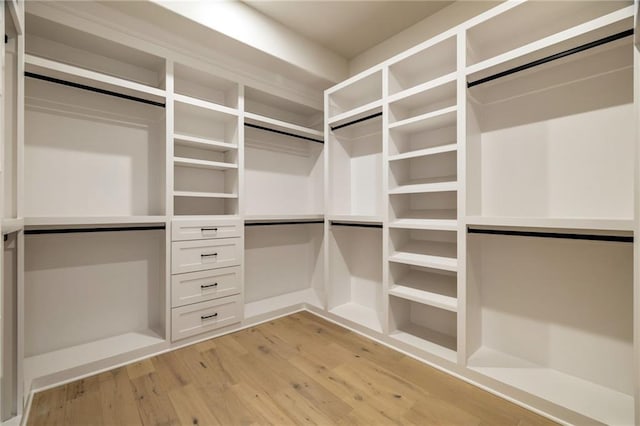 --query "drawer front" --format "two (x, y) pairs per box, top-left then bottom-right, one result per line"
(171, 295), (242, 341)
(172, 218), (241, 241)
(172, 266), (241, 307)
(172, 238), (241, 274)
